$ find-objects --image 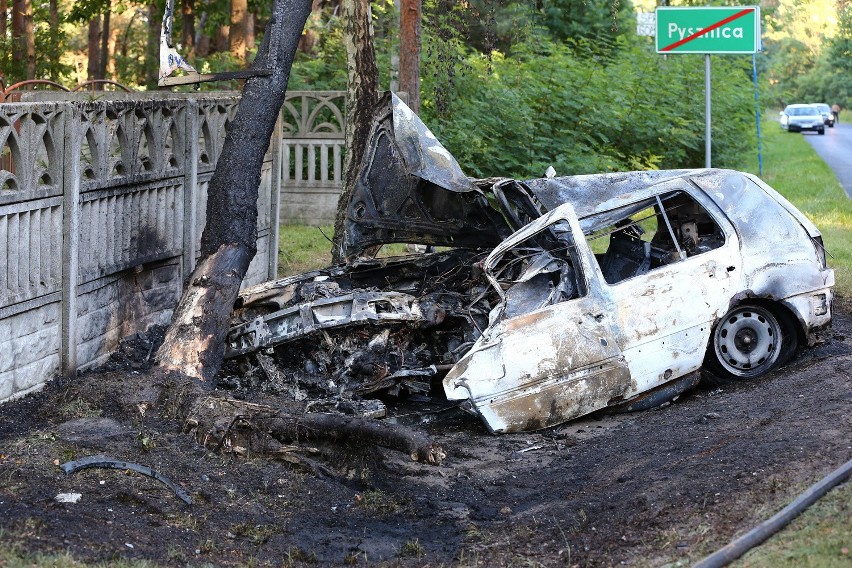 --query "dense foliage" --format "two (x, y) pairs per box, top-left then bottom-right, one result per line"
(762, 0), (850, 108)
(13, 0), (841, 175)
(288, 1), (756, 176)
(420, 36), (755, 177)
